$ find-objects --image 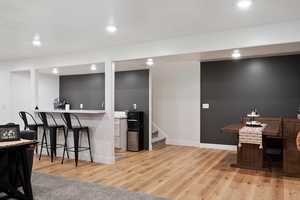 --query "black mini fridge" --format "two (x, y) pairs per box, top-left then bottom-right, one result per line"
(127, 111), (144, 152)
